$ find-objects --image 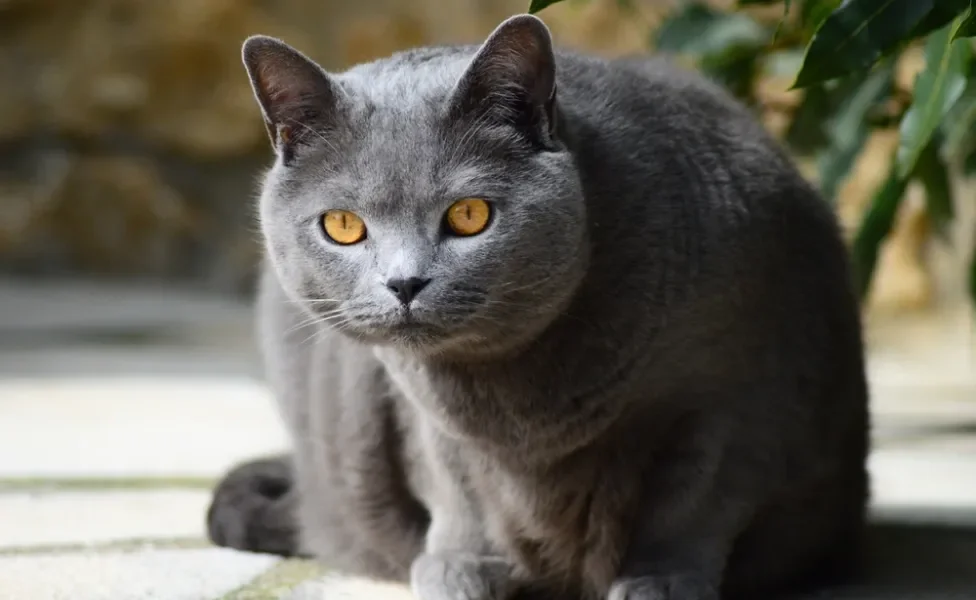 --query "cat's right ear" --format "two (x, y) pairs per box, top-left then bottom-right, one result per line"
(241, 36), (344, 161)
(449, 15), (558, 147)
